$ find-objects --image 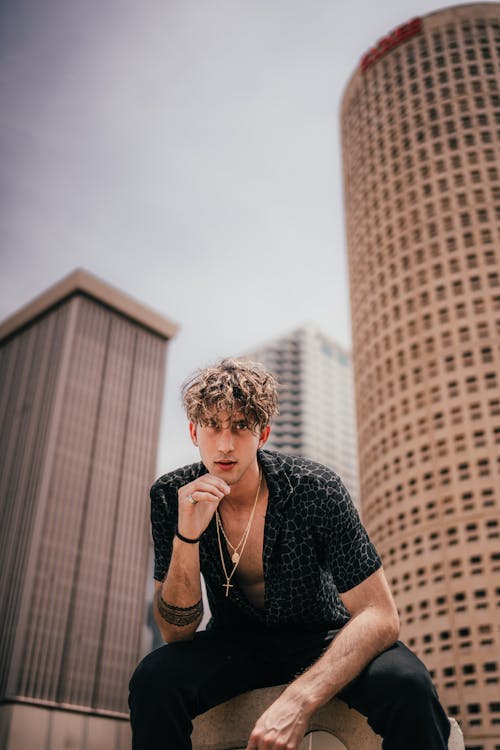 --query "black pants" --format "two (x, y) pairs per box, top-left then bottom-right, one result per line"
(129, 627), (450, 750)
